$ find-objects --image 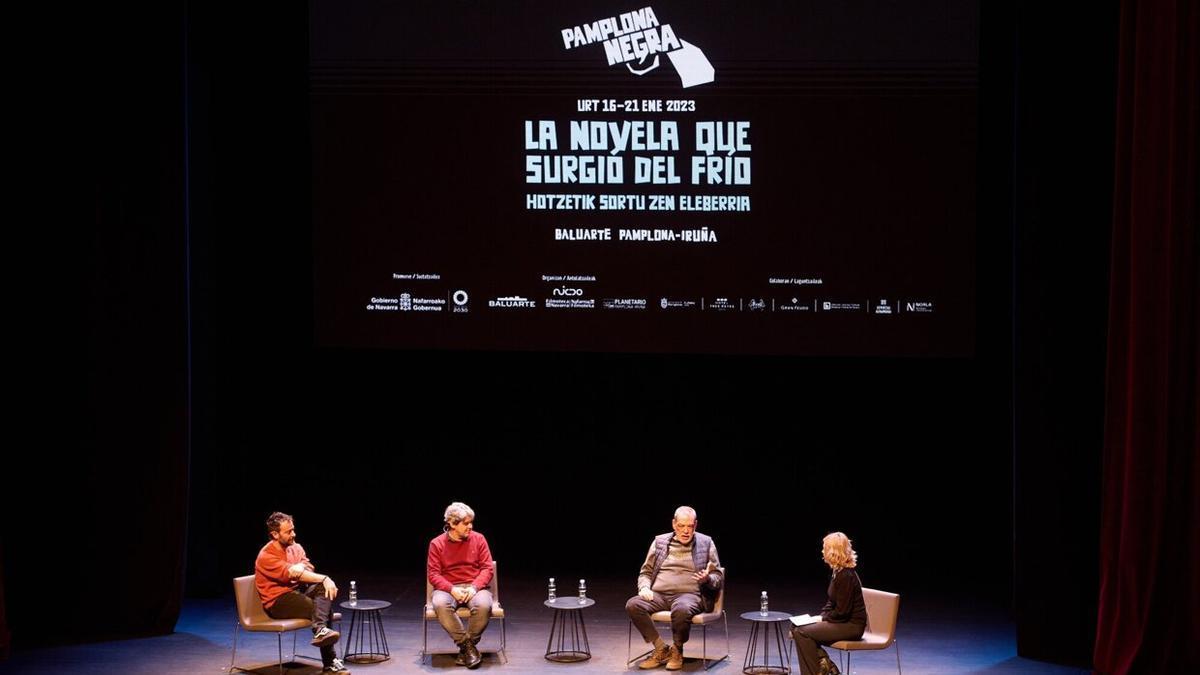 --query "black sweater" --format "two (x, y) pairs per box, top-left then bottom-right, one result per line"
(820, 568), (868, 626)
